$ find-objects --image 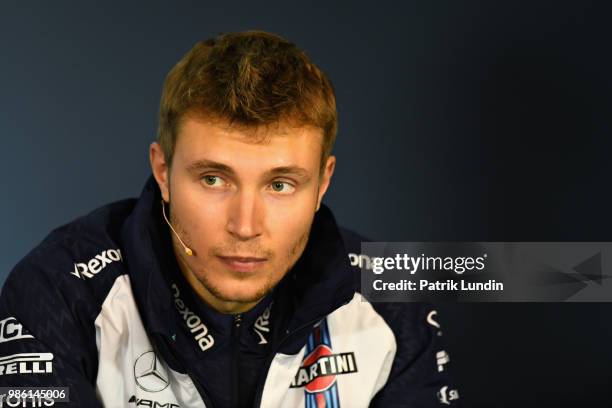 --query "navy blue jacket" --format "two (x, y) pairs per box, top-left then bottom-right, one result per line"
(0, 176), (459, 407)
